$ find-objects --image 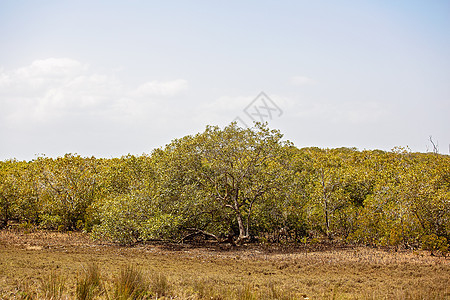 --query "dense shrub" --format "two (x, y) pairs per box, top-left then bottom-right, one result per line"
(0, 124), (448, 248)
